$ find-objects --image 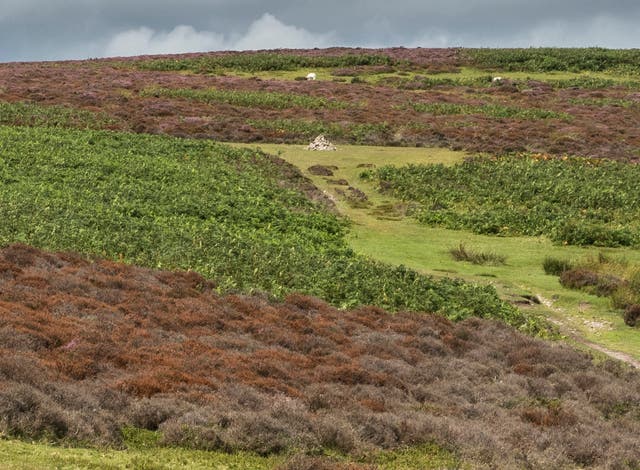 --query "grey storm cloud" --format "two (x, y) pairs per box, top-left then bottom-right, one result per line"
(1, 0), (639, 62)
